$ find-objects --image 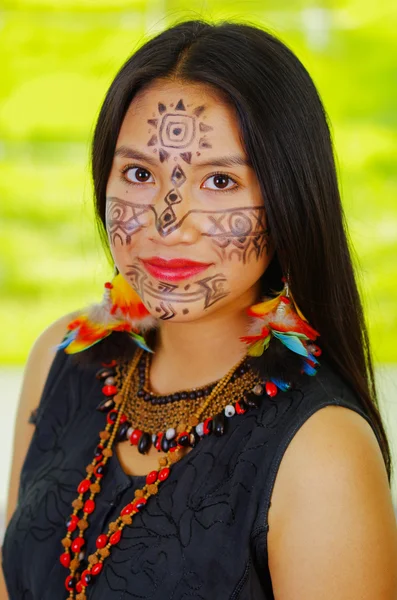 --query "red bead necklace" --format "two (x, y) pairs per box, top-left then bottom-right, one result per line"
(59, 349), (275, 599)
